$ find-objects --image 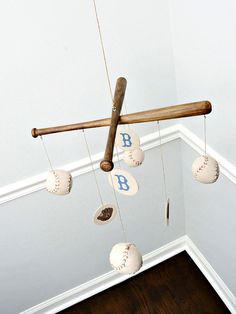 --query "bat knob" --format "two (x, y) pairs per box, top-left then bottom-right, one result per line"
(100, 160), (114, 172)
(31, 128), (39, 138)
